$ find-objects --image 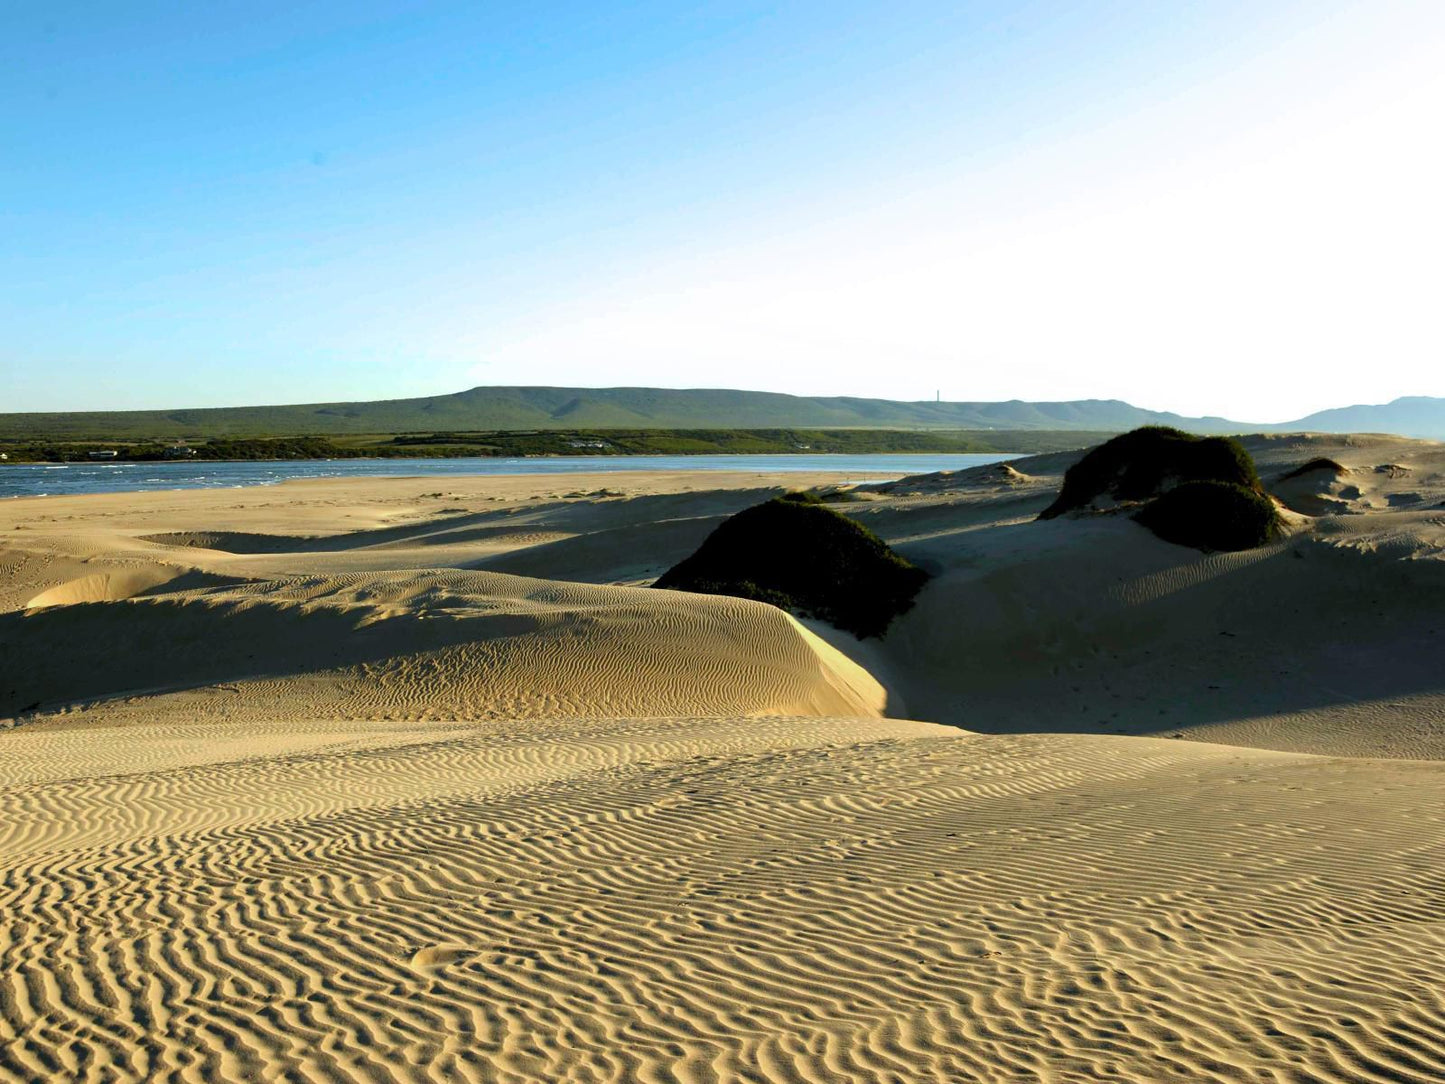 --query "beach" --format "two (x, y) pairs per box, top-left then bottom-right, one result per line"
(2, 443), (1444, 1082)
